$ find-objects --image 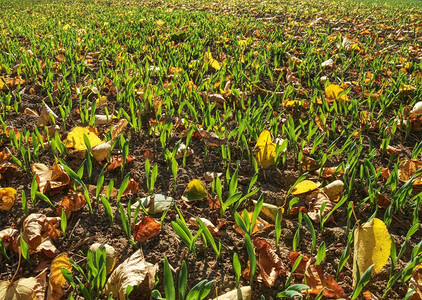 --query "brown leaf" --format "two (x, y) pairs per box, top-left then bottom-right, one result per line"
(398, 159), (422, 186)
(305, 190), (334, 223)
(305, 263), (347, 299)
(316, 166), (344, 179)
(22, 214), (61, 251)
(107, 155), (135, 171)
(133, 217), (161, 244)
(0, 228), (20, 253)
(253, 238), (286, 287)
(189, 217), (225, 235)
(299, 155), (319, 172)
(111, 119), (129, 140)
(31, 163), (70, 194)
(105, 249), (157, 299)
(122, 178), (139, 197)
(56, 191), (86, 218)
(289, 252), (310, 276)
(198, 128), (226, 146)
